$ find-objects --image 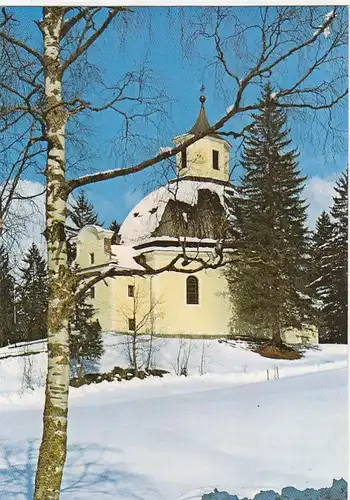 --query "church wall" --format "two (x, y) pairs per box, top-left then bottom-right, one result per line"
(282, 325), (318, 344)
(175, 136), (230, 183)
(112, 274), (155, 335)
(89, 276), (116, 332)
(74, 226), (116, 332)
(146, 250), (231, 337)
(75, 226), (112, 269)
(75, 231), (318, 343)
